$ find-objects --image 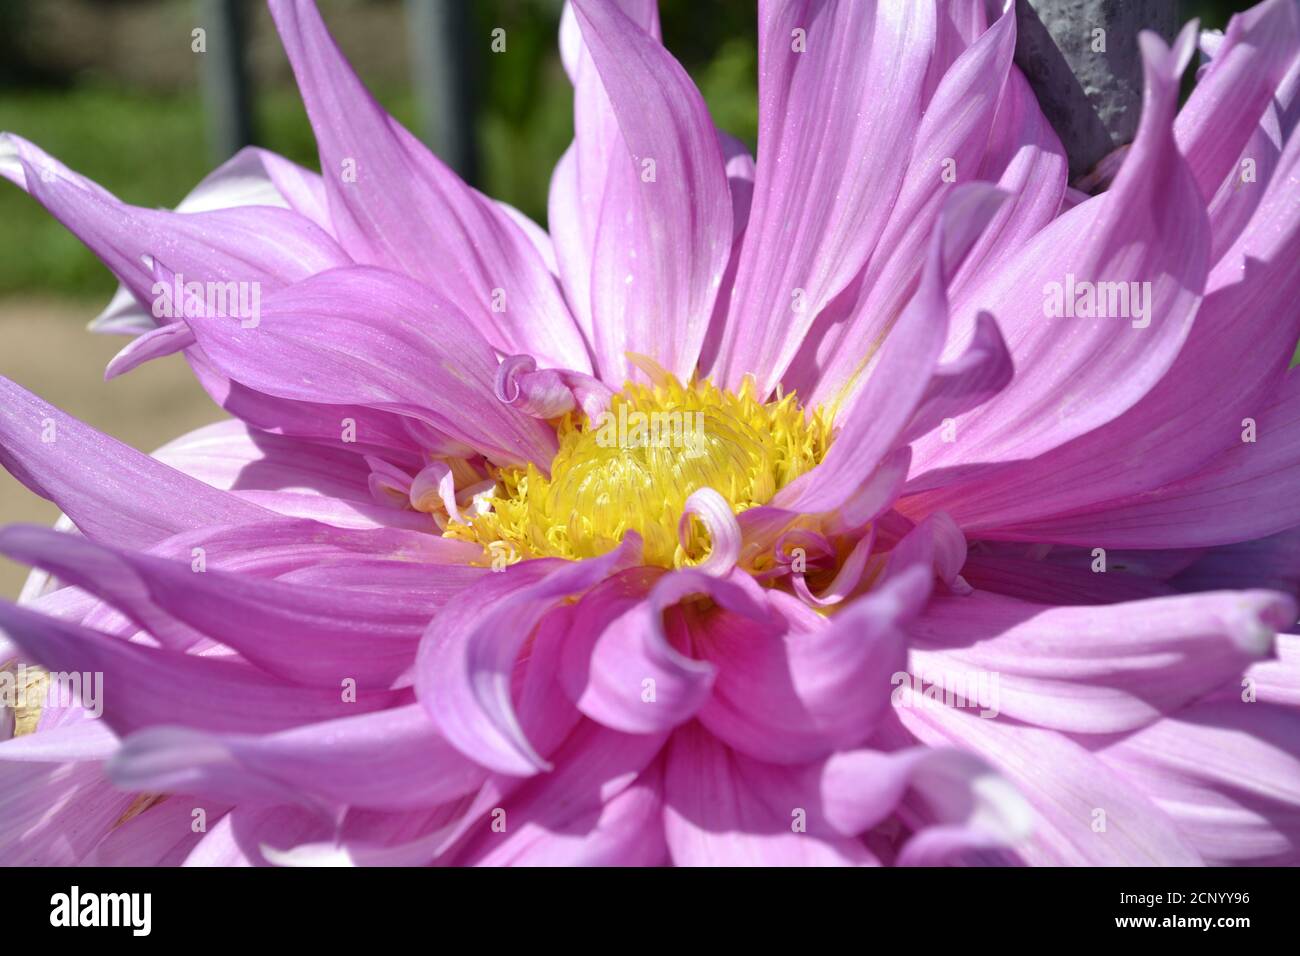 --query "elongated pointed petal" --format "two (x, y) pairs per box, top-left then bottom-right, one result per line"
(895, 688), (1203, 865)
(0, 134), (350, 322)
(0, 601), (405, 736)
(568, 0), (732, 382)
(711, 0), (936, 396)
(268, 0), (589, 372)
(0, 376), (267, 549)
(84, 145), (334, 336)
(796, 7), (1020, 405)
(774, 185), (1006, 515)
(108, 706), (485, 813)
(1175, 0), (1300, 215)
(908, 589), (1292, 733)
(0, 525), (484, 687)
(908, 123), (1300, 525)
(910, 26), (1210, 483)
(181, 266), (558, 468)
